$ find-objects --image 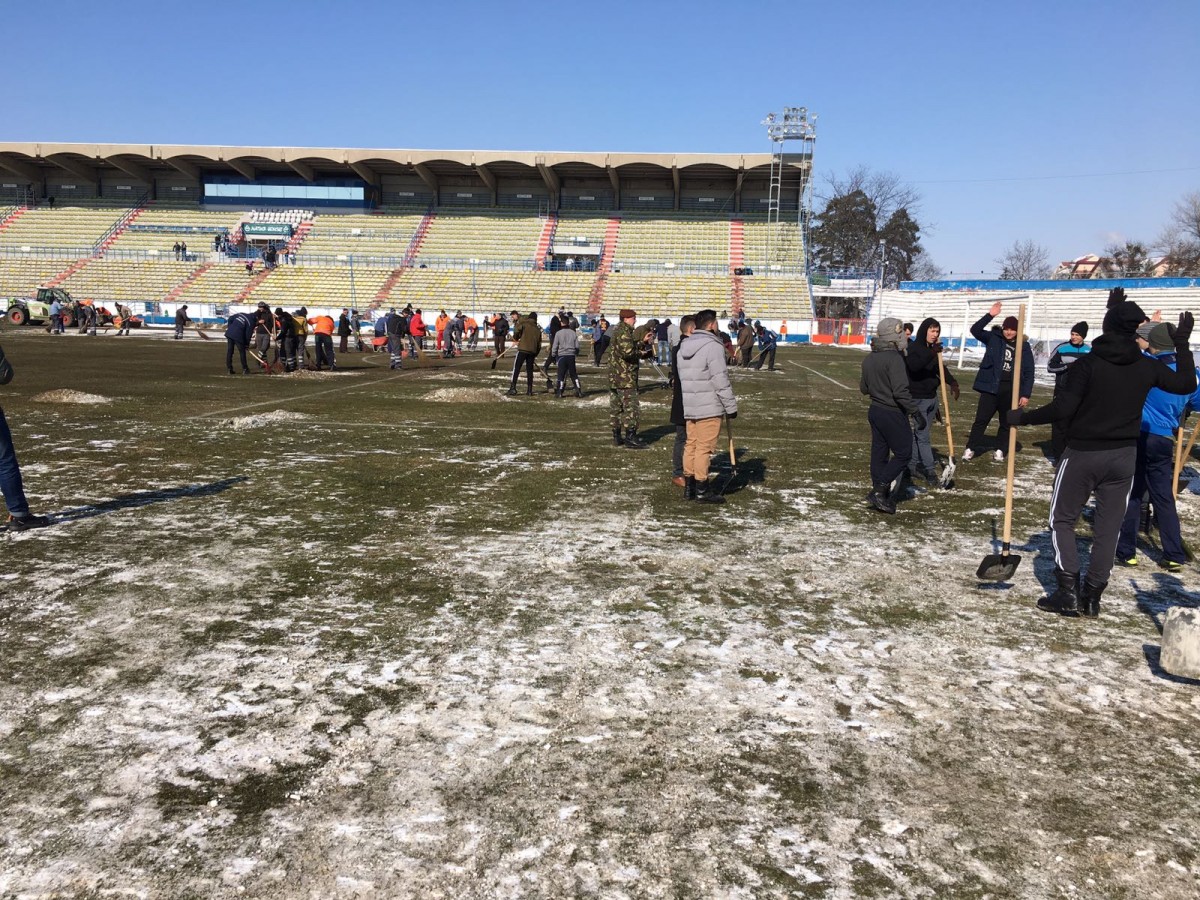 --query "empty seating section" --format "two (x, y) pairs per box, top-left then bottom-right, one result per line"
(601, 274), (732, 318)
(0, 206), (129, 251)
(56, 259), (195, 303)
(0, 258), (74, 296)
(106, 208), (241, 255)
(415, 210), (543, 265)
(174, 264), (259, 306)
(248, 265), (392, 310)
(299, 213), (425, 265)
(741, 218), (805, 271)
(740, 276), (812, 319)
(381, 270), (595, 314)
(610, 214), (728, 271)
